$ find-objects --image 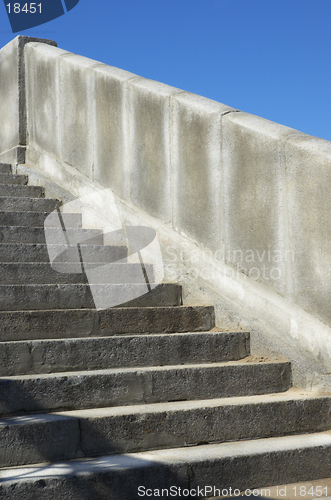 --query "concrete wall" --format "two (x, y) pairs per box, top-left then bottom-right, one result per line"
(0, 36), (56, 164)
(3, 36), (331, 389)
